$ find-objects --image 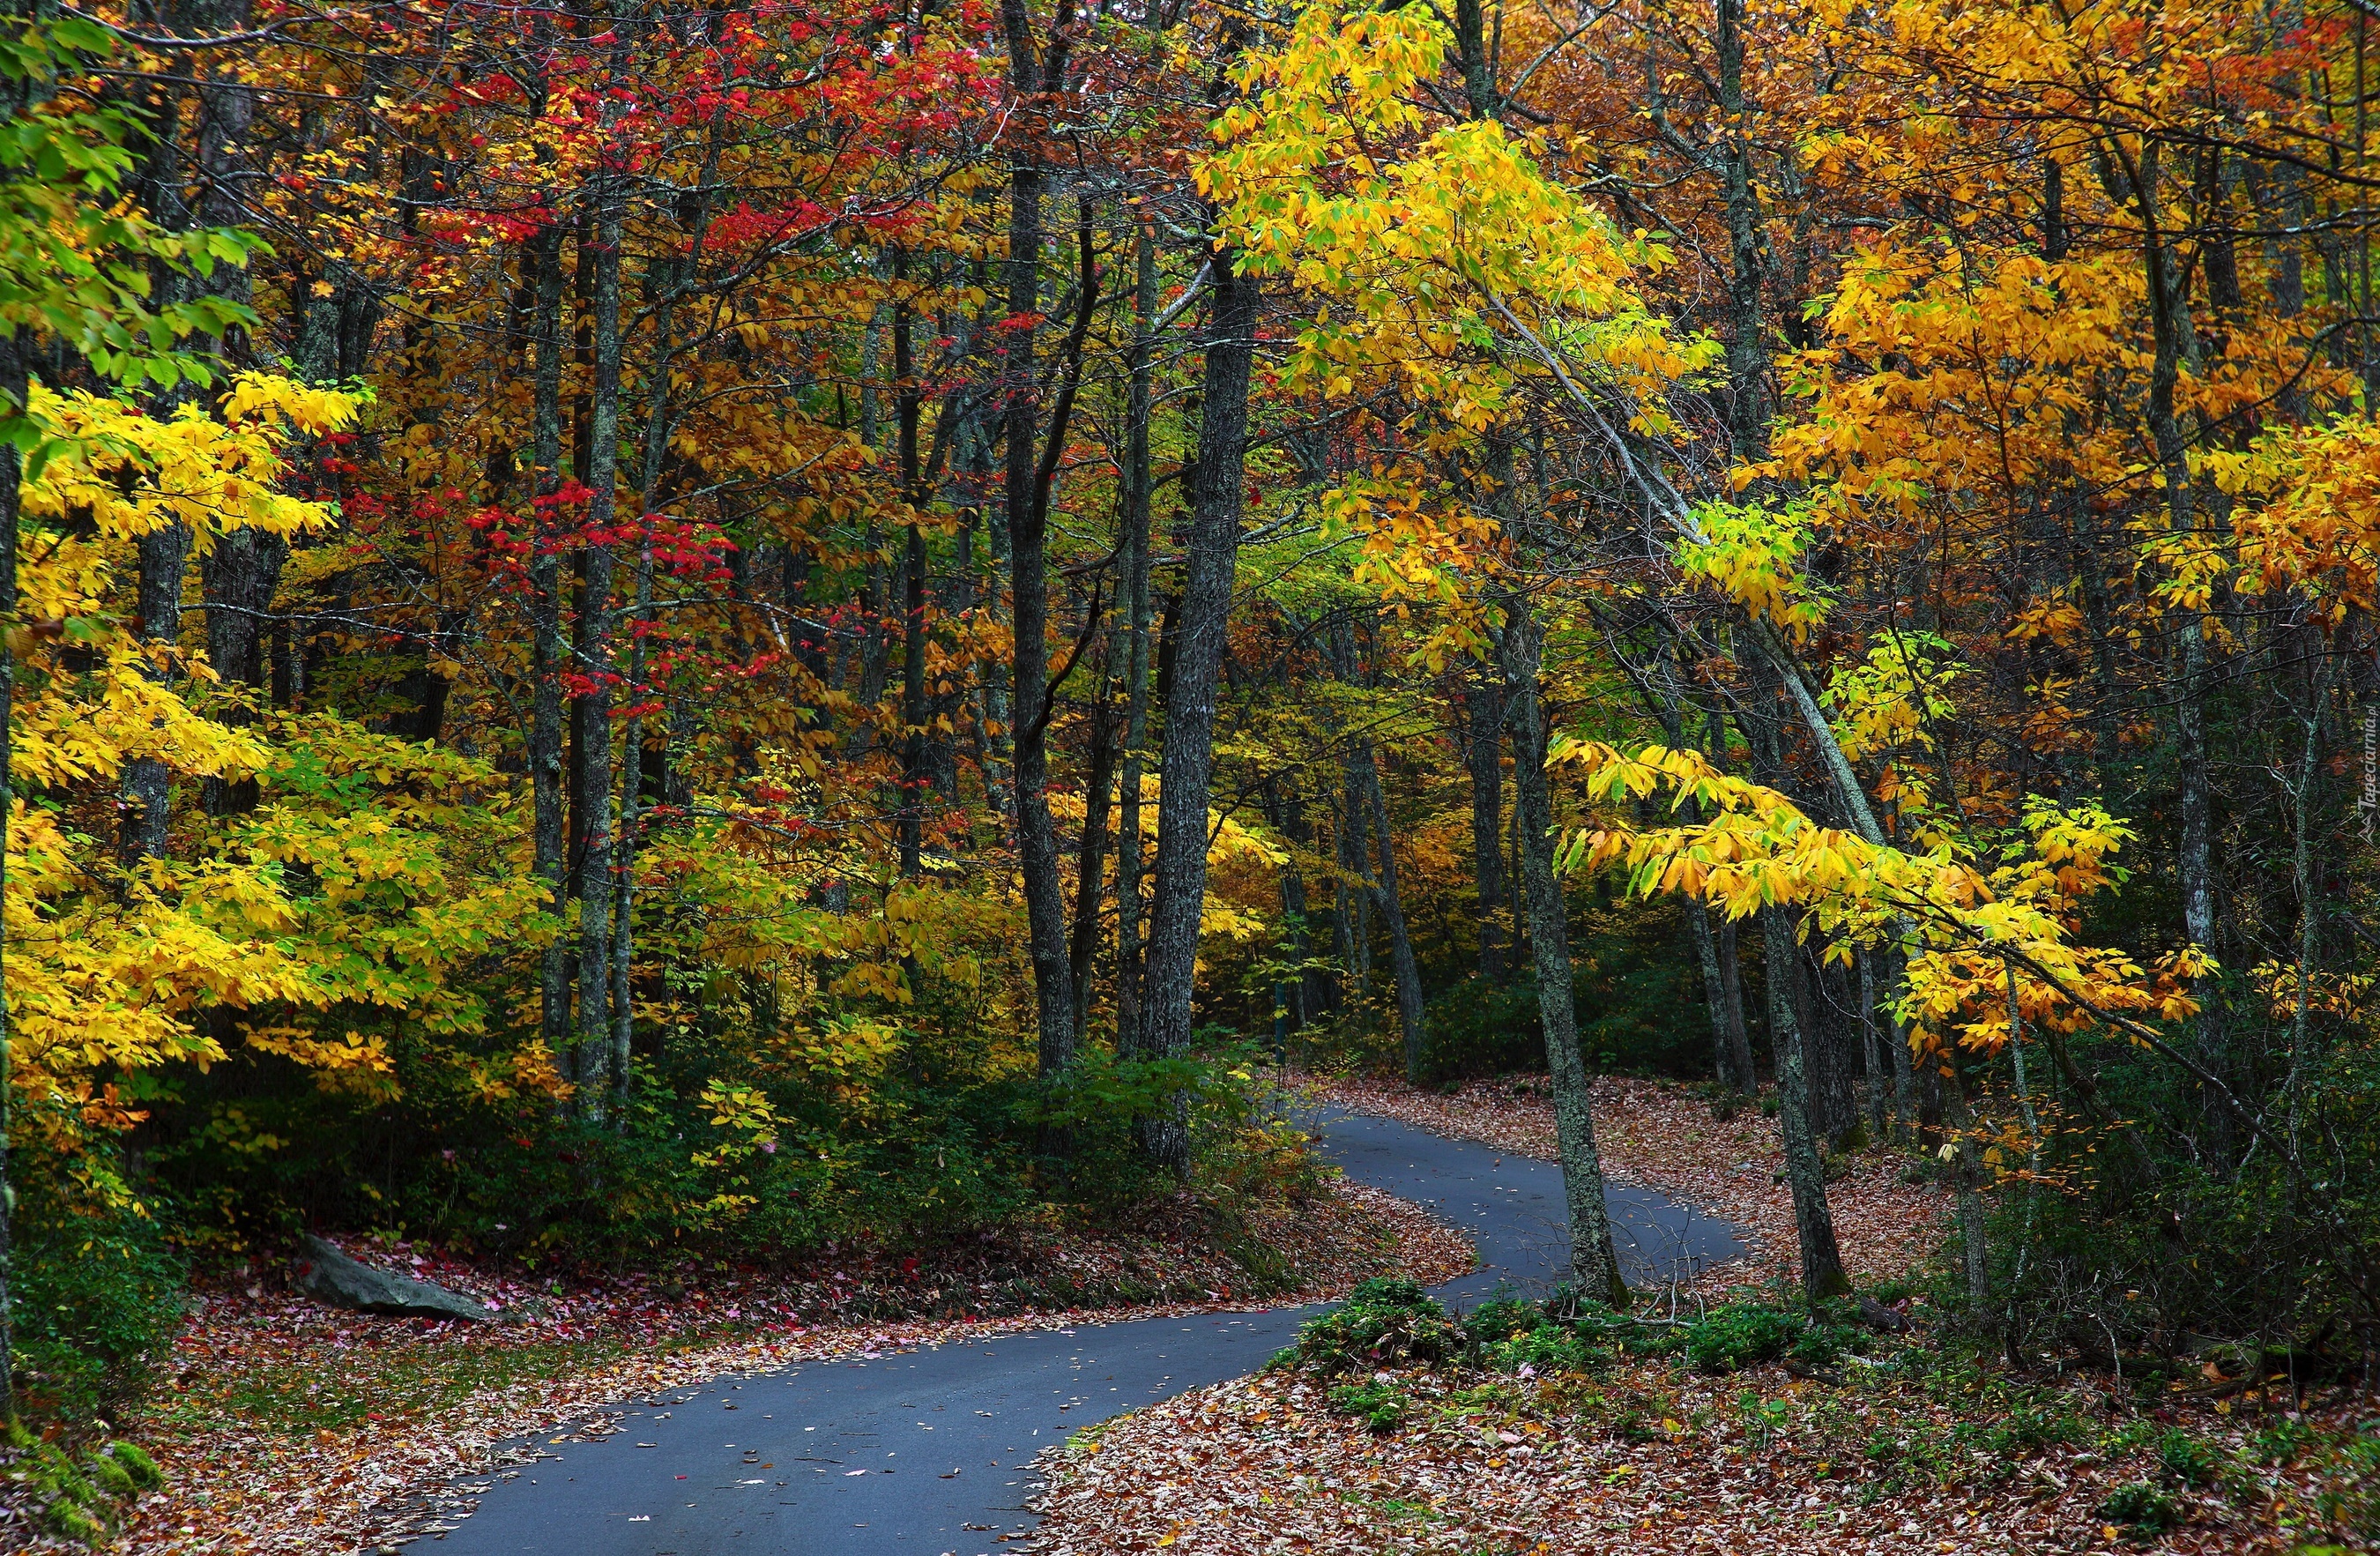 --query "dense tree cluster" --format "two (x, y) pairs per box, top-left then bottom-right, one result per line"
(4, 0), (2380, 1440)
